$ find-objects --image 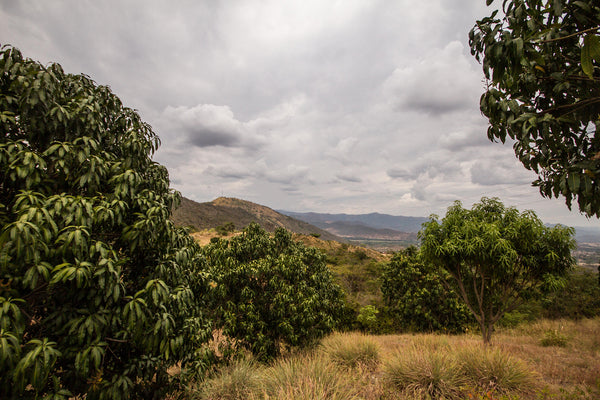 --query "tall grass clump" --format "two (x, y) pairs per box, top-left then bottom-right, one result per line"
(321, 332), (380, 369)
(191, 358), (262, 400)
(539, 329), (570, 347)
(383, 346), (466, 399)
(259, 353), (358, 400)
(458, 347), (538, 396)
